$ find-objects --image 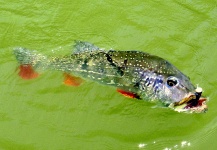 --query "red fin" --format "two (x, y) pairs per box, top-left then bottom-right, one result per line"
(18, 64), (39, 80)
(117, 89), (139, 99)
(64, 73), (83, 86)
